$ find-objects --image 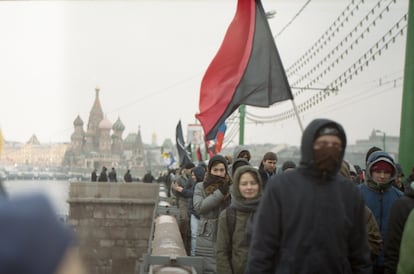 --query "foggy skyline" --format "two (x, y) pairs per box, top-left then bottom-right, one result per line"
(0, 0), (408, 146)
